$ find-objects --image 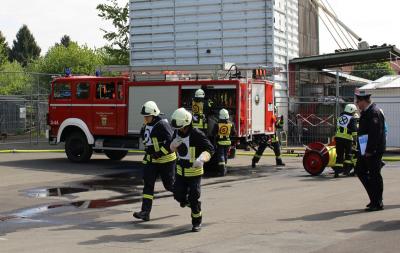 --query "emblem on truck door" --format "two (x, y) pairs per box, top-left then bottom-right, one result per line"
(101, 116), (108, 126)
